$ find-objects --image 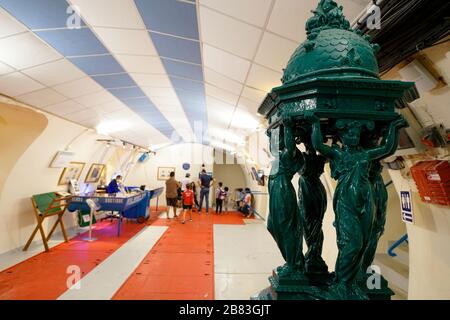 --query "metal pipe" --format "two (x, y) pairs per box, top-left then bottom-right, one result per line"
(387, 233), (408, 257)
